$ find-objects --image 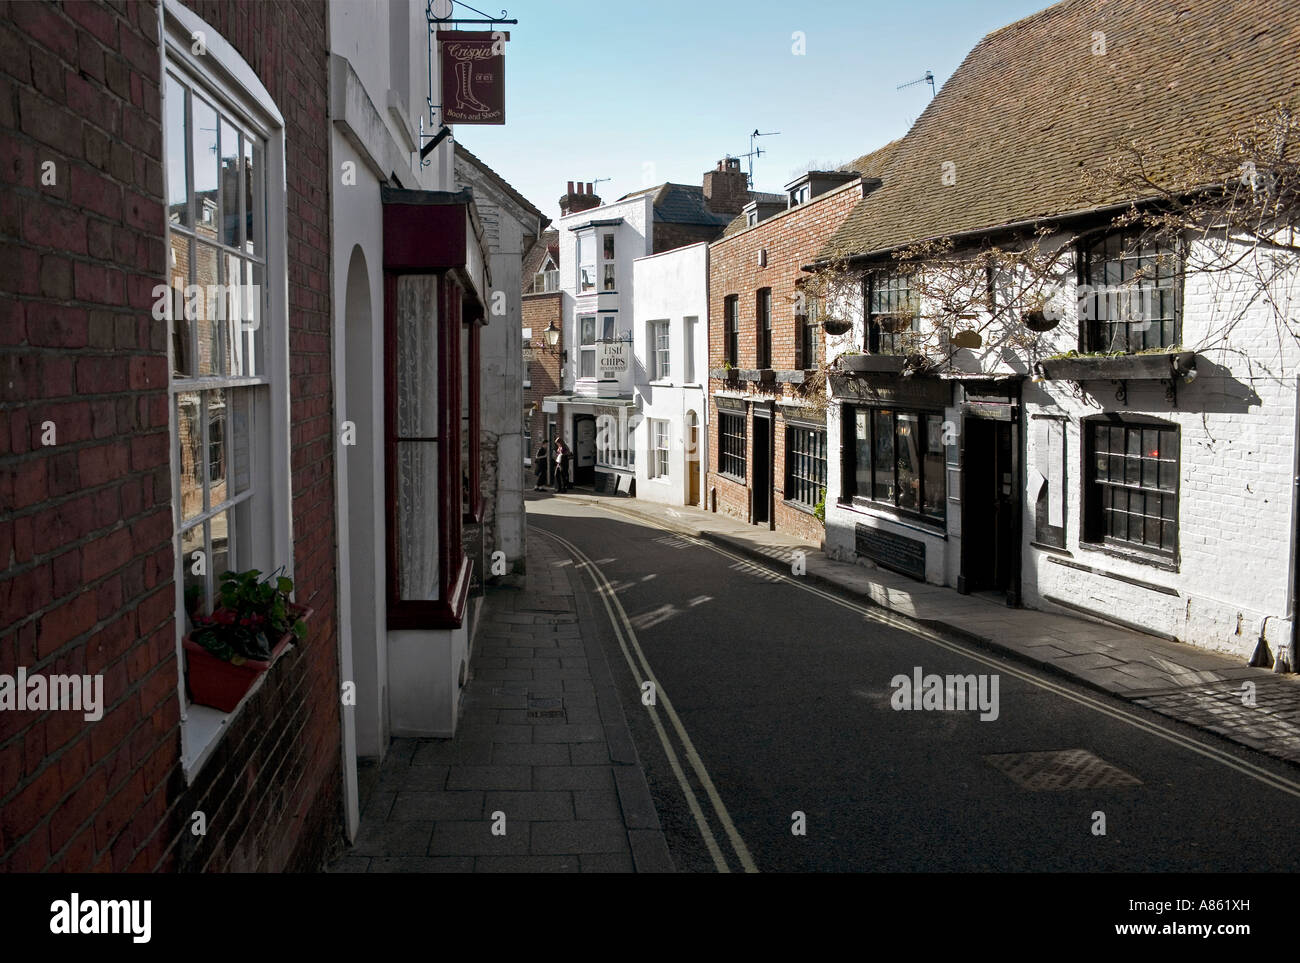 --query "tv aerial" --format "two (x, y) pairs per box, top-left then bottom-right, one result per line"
(737, 129), (781, 188)
(897, 70), (936, 97)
